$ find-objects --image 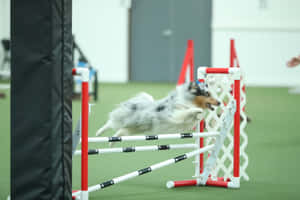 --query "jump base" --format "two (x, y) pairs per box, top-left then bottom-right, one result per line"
(167, 177), (237, 189)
